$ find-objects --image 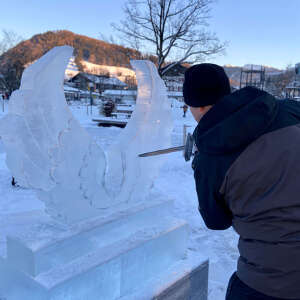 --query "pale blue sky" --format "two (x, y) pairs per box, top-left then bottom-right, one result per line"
(1, 0), (299, 69)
